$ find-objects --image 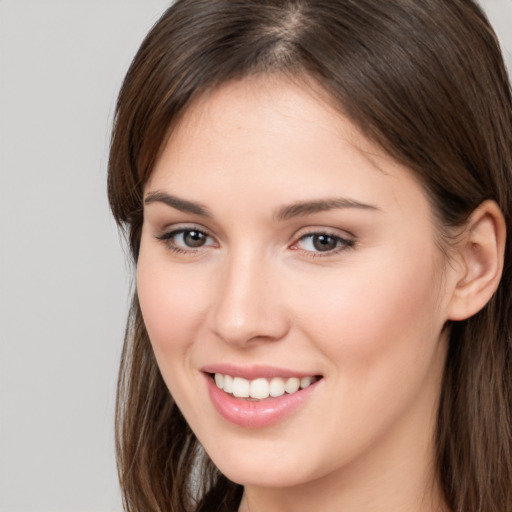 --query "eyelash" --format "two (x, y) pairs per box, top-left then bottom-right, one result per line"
(292, 232), (355, 258)
(155, 227), (216, 254)
(155, 226), (355, 258)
